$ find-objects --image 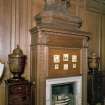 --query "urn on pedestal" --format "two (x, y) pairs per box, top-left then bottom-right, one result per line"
(8, 45), (26, 79)
(5, 46), (31, 105)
